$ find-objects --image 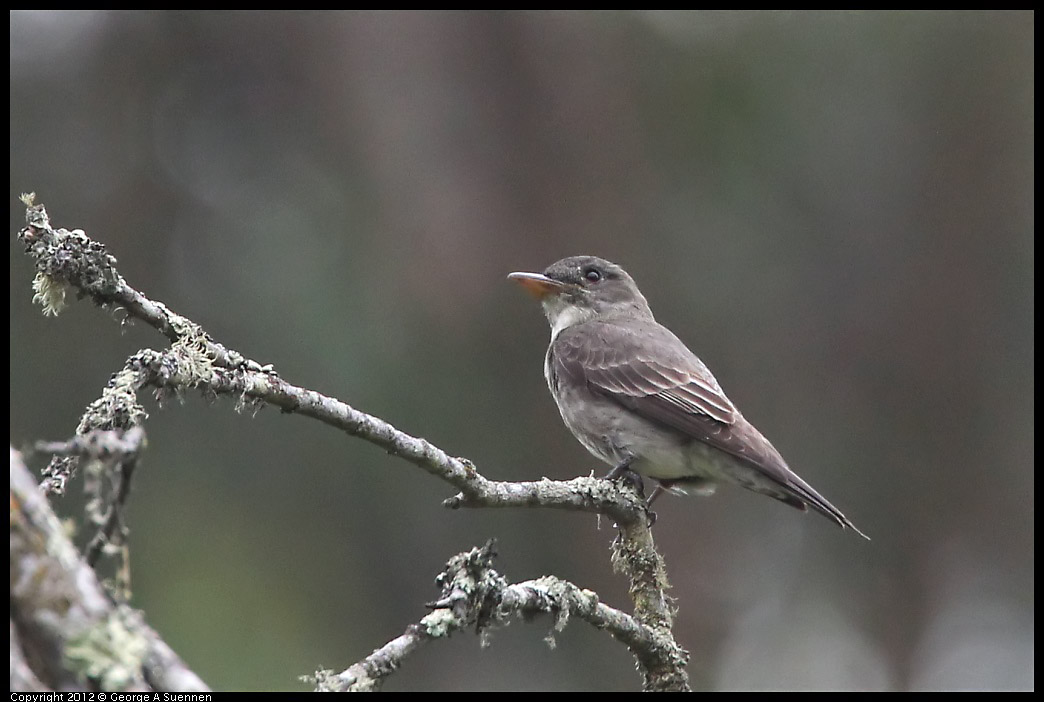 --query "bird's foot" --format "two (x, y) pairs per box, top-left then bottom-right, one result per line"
(604, 461), (662, 526)
(604, 458), (634, 482)
(604, 461), (645, 496)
